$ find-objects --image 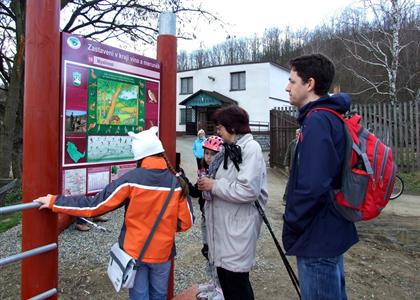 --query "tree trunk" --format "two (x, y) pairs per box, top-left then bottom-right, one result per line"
(12, 83), (23, 179)
(0, 65), (20, 177)
(389, 0), (401, 104)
